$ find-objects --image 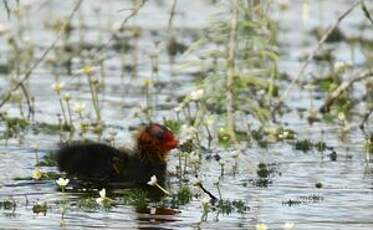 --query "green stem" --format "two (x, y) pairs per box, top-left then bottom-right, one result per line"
(58, 96), (68, 125)
(215, 183), (222, 200)
(66, 100), (73, 128)
(88, 78), (101, 123)
(155, 183), (171, 196)
(226, 0), (241, 156)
